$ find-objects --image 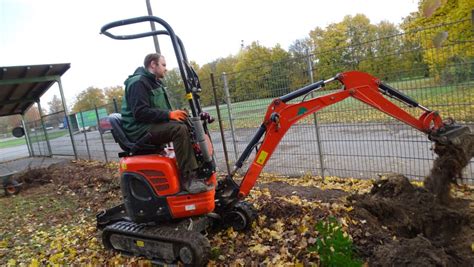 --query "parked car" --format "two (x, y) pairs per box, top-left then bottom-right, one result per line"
(99, 117), (113, 134)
